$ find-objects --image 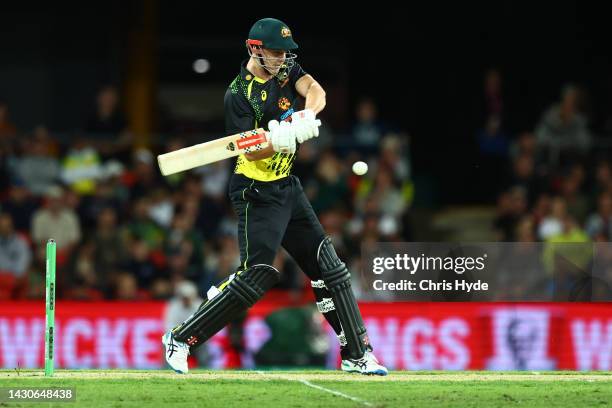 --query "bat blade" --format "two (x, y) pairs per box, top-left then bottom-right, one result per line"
(157, 128), (268, 176)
